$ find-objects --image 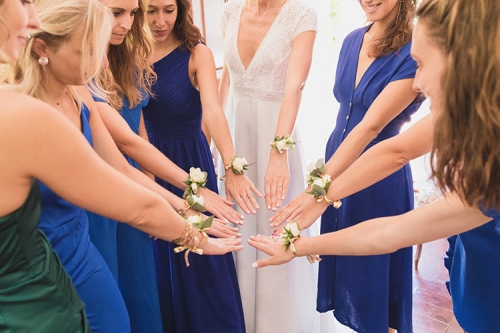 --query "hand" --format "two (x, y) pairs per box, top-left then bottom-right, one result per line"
(269, 189), (314, 228)
(224, 172), (262, 215)
(205, 218), (241, 238)
(264, 152), (290, 211)
(200, 236), (243, 255)
(198, 187), (244, 225)
(247, 234), (295, 267)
